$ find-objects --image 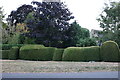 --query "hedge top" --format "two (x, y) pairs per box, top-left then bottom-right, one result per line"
(102, 41), (119, 46)
(100, 40), (120, 61)
(20, 44), (44, 50)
